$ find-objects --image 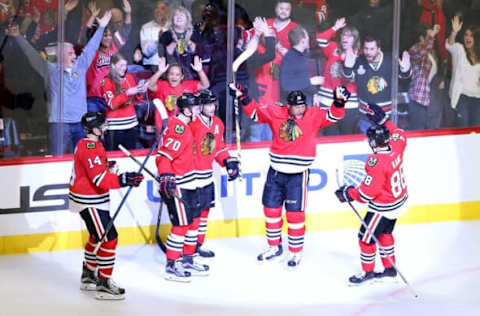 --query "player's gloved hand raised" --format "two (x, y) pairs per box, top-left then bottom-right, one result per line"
(228, 82), (251, 106)
(361, 102), (389, 125)
(119, 172), (144, 187)
(333, 86), (350, 108)
(335, 185), (354, 203)
(224, 157), (240, 181)
(157, 173), (176, 199)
